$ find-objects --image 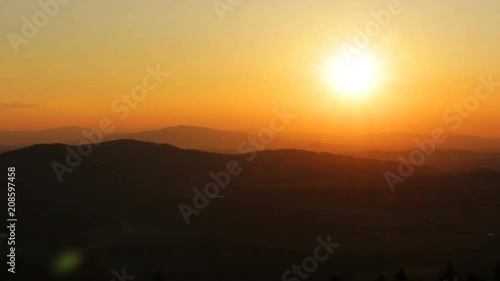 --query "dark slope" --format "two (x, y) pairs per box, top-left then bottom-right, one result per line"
(0, 140), (499, 281)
